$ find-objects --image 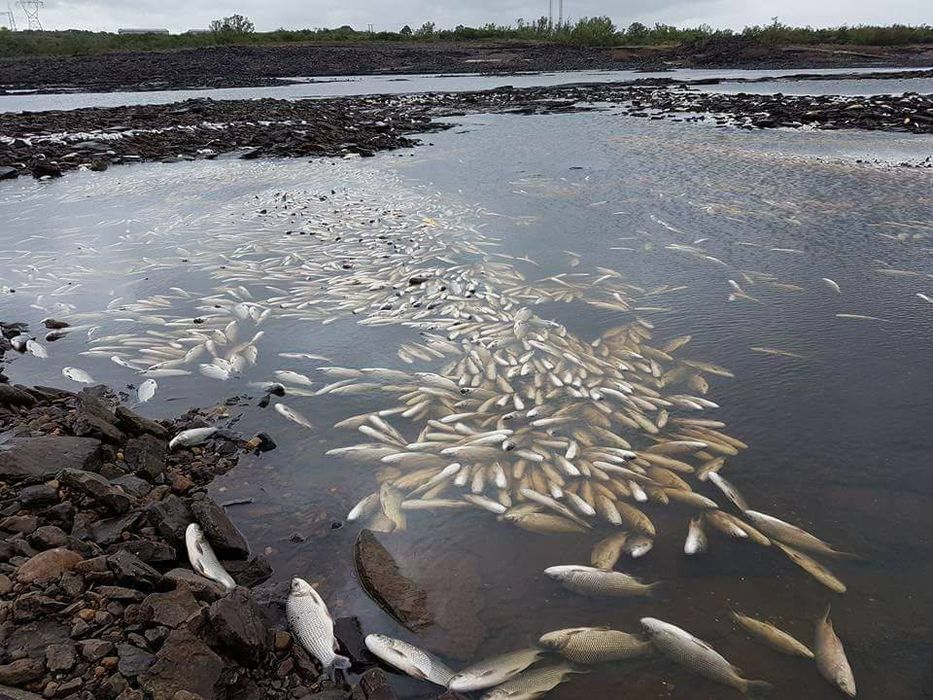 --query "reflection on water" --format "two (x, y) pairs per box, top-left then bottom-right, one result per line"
(1, 65), (929, 113)
(2, 112), (933, 699)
